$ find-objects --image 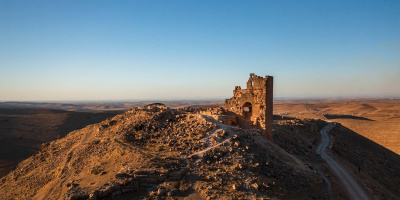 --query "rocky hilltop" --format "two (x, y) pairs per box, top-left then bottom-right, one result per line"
(0, 104), (399, 199)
